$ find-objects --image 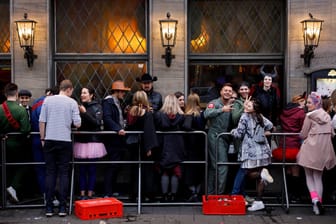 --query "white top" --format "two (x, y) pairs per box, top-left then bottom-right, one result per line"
(39, 95), (81, 142)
